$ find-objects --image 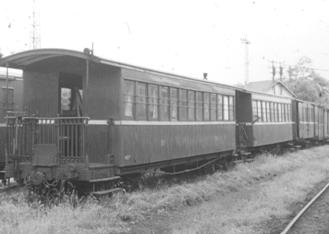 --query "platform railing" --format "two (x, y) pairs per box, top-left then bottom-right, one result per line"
(56, 117), (88, 163)
(6, 116), (89, 164)
(6, 116), (36, 159)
